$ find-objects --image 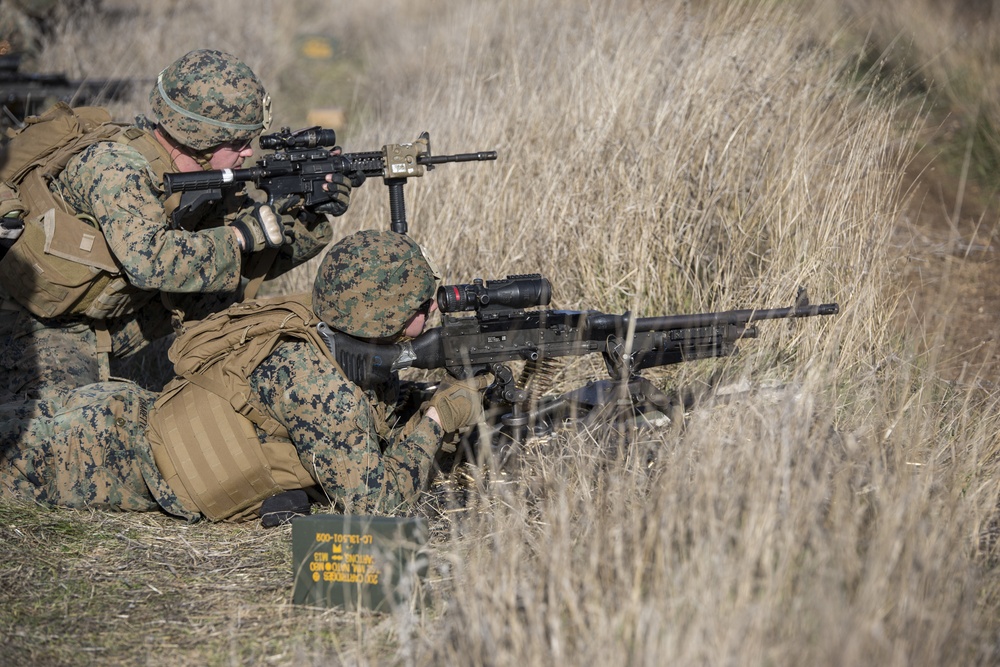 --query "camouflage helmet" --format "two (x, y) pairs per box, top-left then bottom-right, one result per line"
(150, 49), (271, 151)
(313, 230), (438, 339)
